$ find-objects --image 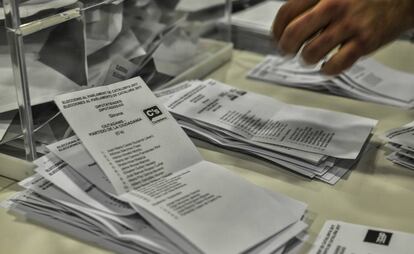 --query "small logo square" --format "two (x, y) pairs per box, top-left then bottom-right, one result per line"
(143, 106), (163, 122)
(363, 230), (392, 246)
